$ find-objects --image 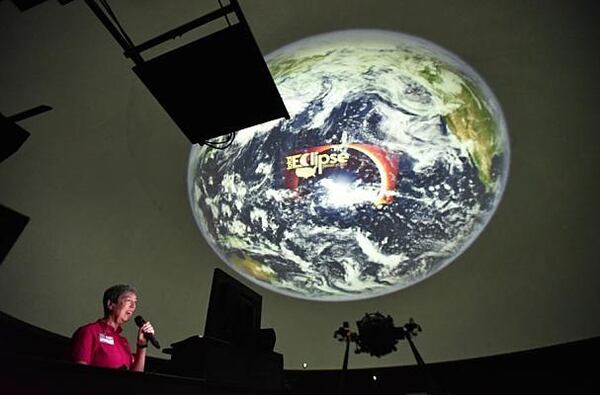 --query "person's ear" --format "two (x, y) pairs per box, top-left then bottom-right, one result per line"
(106, 299), (115, 312)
